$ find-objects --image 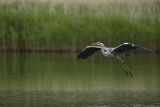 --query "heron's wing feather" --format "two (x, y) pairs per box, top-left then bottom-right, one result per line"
(112, 43), (153, 53)
(77, 46), (101, 59)
(112, 43), (136, 53)
(135, 45), (153, 52)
